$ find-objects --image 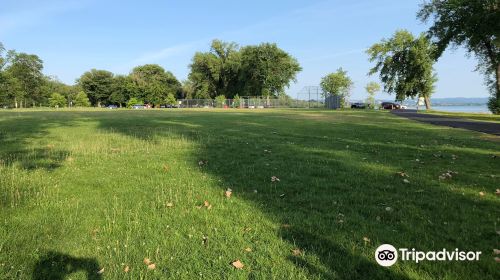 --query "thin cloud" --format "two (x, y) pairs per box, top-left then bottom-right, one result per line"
(132, 42), (200, 64)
